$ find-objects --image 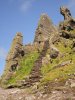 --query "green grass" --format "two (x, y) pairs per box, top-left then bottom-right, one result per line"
(6, 51), (39, 85)
(54, 40), (72, 53)
(41, 63), (75, 84)
(40, 40), (75, 85)
(2, 34), (75, 88)
(41, 46), (73, 76)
